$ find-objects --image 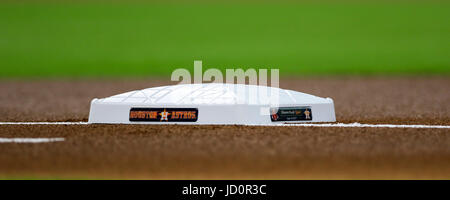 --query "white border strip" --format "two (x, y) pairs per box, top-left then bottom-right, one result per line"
(0, 121), (448, 129)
